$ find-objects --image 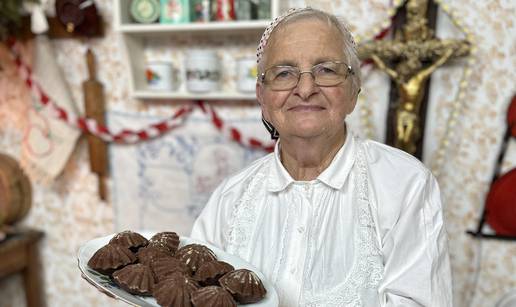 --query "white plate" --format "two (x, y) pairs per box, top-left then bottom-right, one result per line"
(78, 232), (278, 307)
